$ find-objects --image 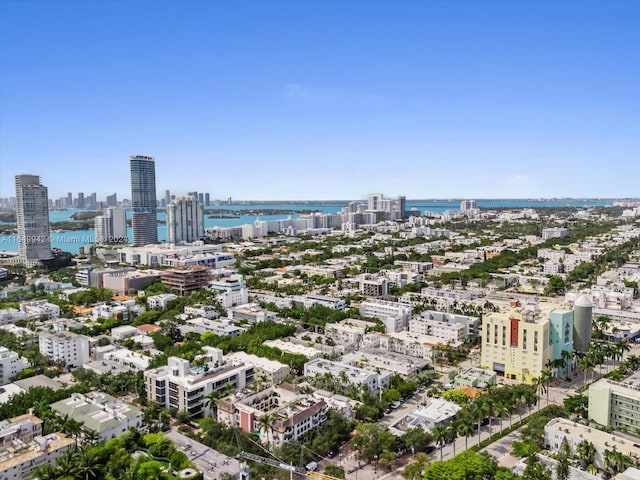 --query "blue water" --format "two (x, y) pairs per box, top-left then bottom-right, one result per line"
(0, 199), (613, 255)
